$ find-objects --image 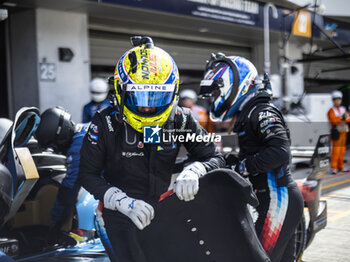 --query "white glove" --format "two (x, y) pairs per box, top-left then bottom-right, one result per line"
(174, 161), (206, 202)
(103, 187), (155, 230)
